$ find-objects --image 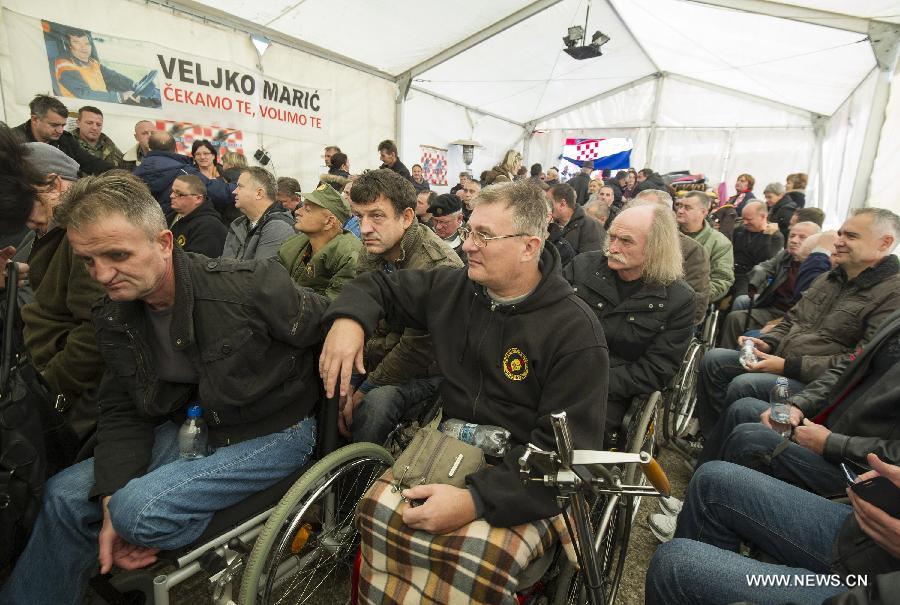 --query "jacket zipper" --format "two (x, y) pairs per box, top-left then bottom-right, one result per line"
(471, 304), (497, 417)
(126, 328), (157, 414)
